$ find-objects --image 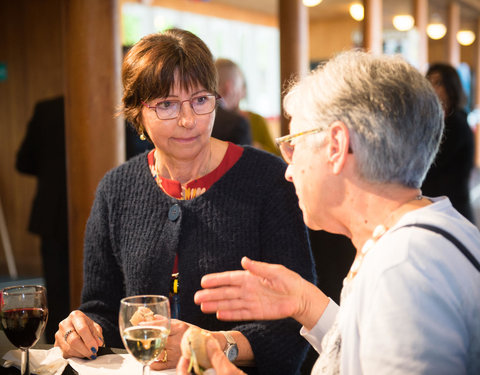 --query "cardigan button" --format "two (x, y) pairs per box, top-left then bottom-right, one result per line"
(168, 204), (181, 221)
